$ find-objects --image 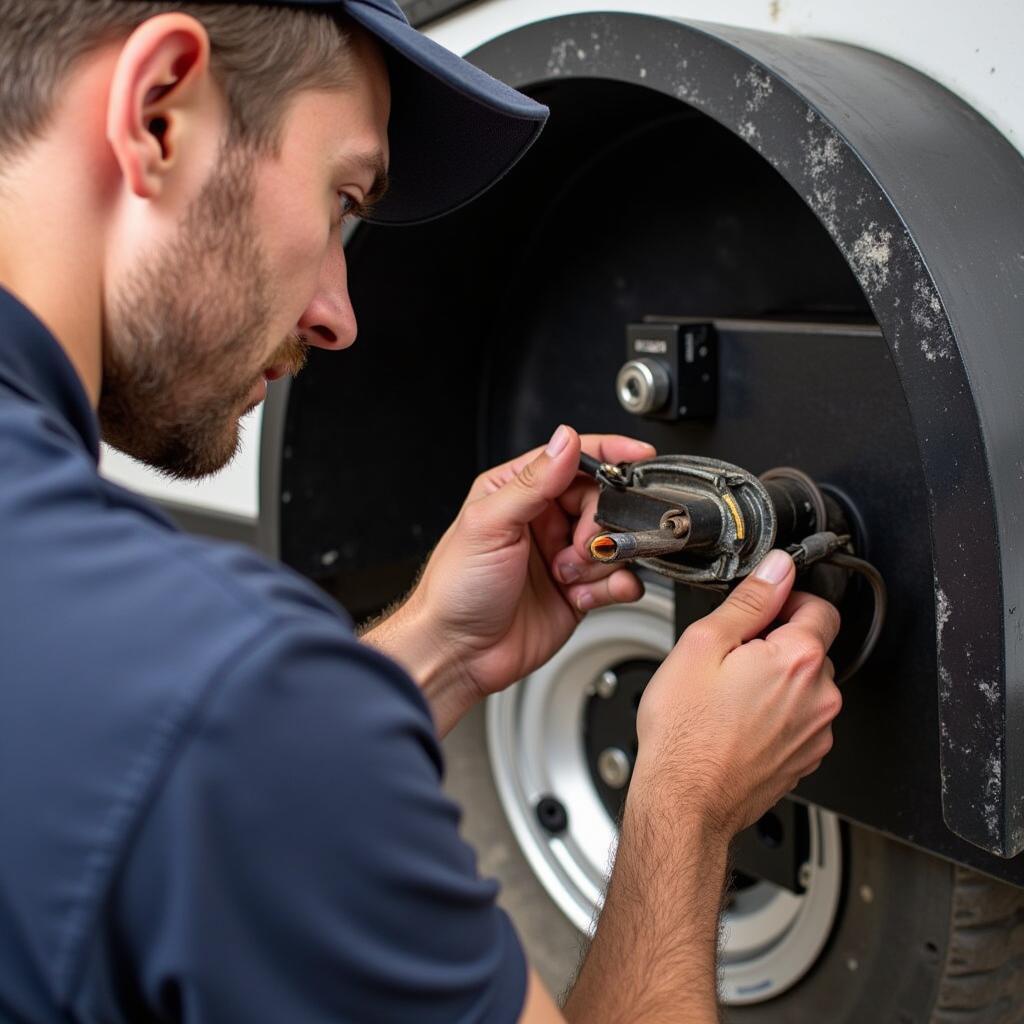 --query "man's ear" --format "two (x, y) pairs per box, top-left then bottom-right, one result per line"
(106, 13), (214, 200)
